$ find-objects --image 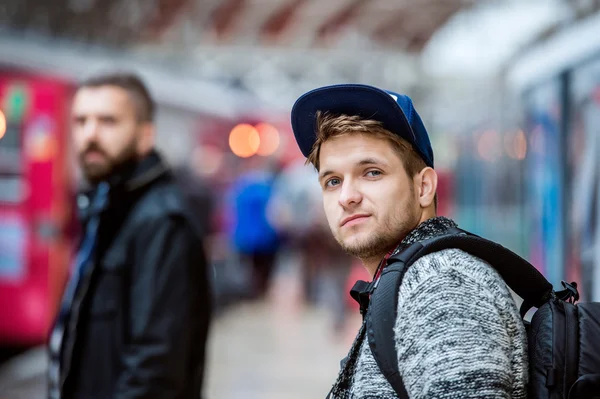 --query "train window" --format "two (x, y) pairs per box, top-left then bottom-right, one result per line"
(0, 176), (24, 203)
(0, 121), (23, 175)
(0, 215), (26, 281)
(523, 78), (564, 285)
(0, 122), (20, 149)
(568, 57), (600, 301)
